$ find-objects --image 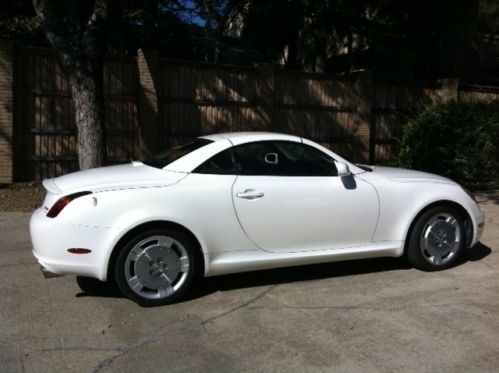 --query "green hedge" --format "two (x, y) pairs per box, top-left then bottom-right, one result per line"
(399, 101), (499, 190)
